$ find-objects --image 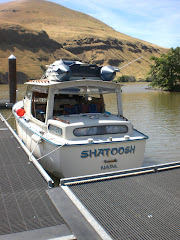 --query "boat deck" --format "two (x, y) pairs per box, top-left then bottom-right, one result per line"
(49, 163), (180, 240)
(0, 114), (74, 240)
